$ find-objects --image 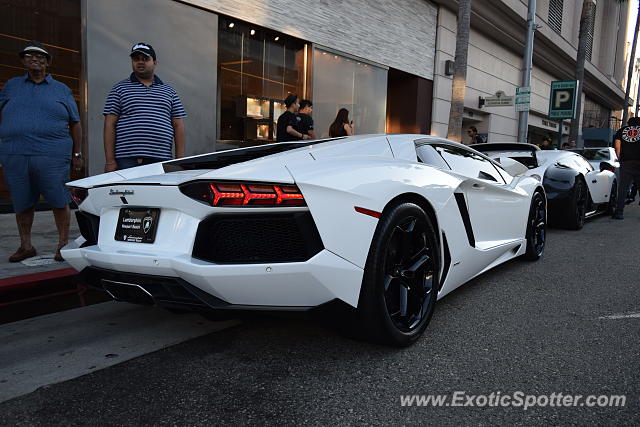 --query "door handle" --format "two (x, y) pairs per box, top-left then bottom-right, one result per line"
(472, 183), (485, 190)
